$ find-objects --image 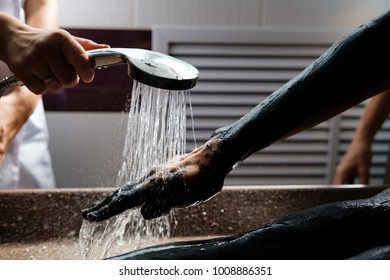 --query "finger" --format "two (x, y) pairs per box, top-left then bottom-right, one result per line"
(358, 171), (369, 184)
(82, 195), (129, 222)
(61, 37), (95, 84)
(335, 177), (353, 184)
(81, 192), (116, 217)
(73, 36), (110, 51)
(35, 70), (62, 91)
(84, 200), (131, 222)
(333, 173), (351, 185)
(82, 182), (149, 221)
(47, 51), (79, 88)
(16, 57), (62, 92)
(17, 74), (48, 95)
(42, 76), (62, 91)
